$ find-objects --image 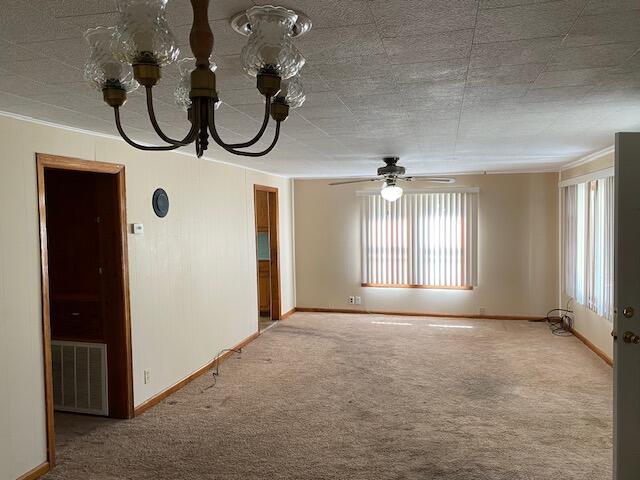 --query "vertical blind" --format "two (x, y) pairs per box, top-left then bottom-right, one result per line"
(361, 191), (478, 287)
(563, 176), (614, 320)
